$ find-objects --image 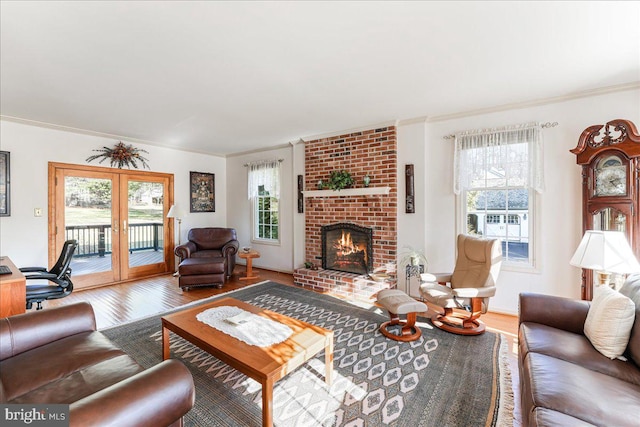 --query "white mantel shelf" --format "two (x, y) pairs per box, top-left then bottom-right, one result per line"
(302, 187), (391, 198)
